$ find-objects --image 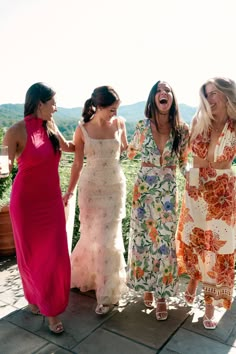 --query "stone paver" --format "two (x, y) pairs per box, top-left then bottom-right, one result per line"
(1, 256), (236, 354)
(159, 328), (236, 354)
(0, 320), (48, 354)
(182, 303), (236, 343)
(102, 299), (190, 351)
(73, 328), (156, 354)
